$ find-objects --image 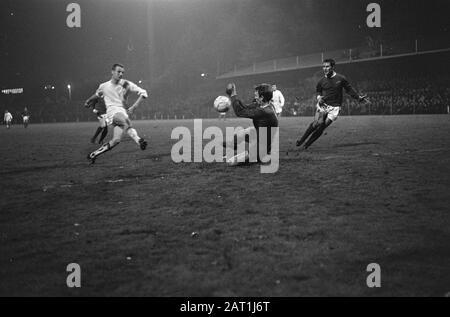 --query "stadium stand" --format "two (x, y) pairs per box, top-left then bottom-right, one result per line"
(1, 49), (450, 123)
